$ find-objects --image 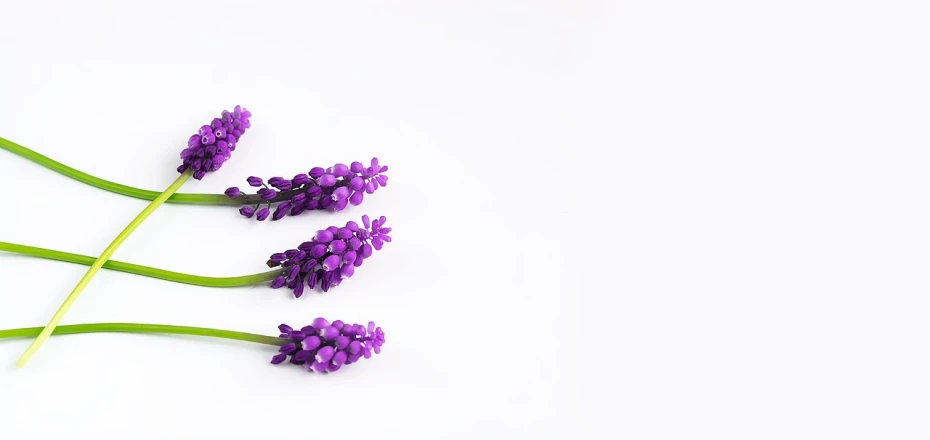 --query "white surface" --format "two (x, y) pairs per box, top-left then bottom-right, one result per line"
(0, 1), (594, 438)
(4, 1), (930, 439)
